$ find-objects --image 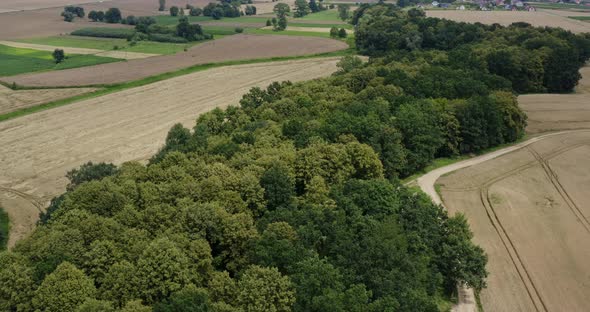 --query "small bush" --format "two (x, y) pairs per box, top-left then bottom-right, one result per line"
(329, 26), (338, 38)
(190, 7), (203, 16)
(52, 49), (65, 63)
(170, 6), (180, 16)
(71, 27), (136, 38)
(338, 28), (347, 38)
(63, 12), (74, 22)
(235, 27), (244, 33)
